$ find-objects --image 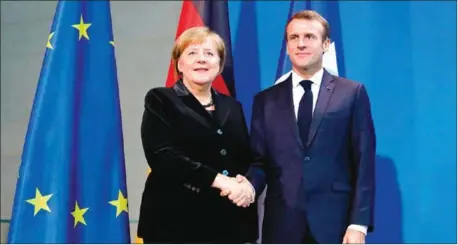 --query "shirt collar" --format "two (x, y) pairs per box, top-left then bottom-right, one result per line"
(291, 68), (324, 88)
